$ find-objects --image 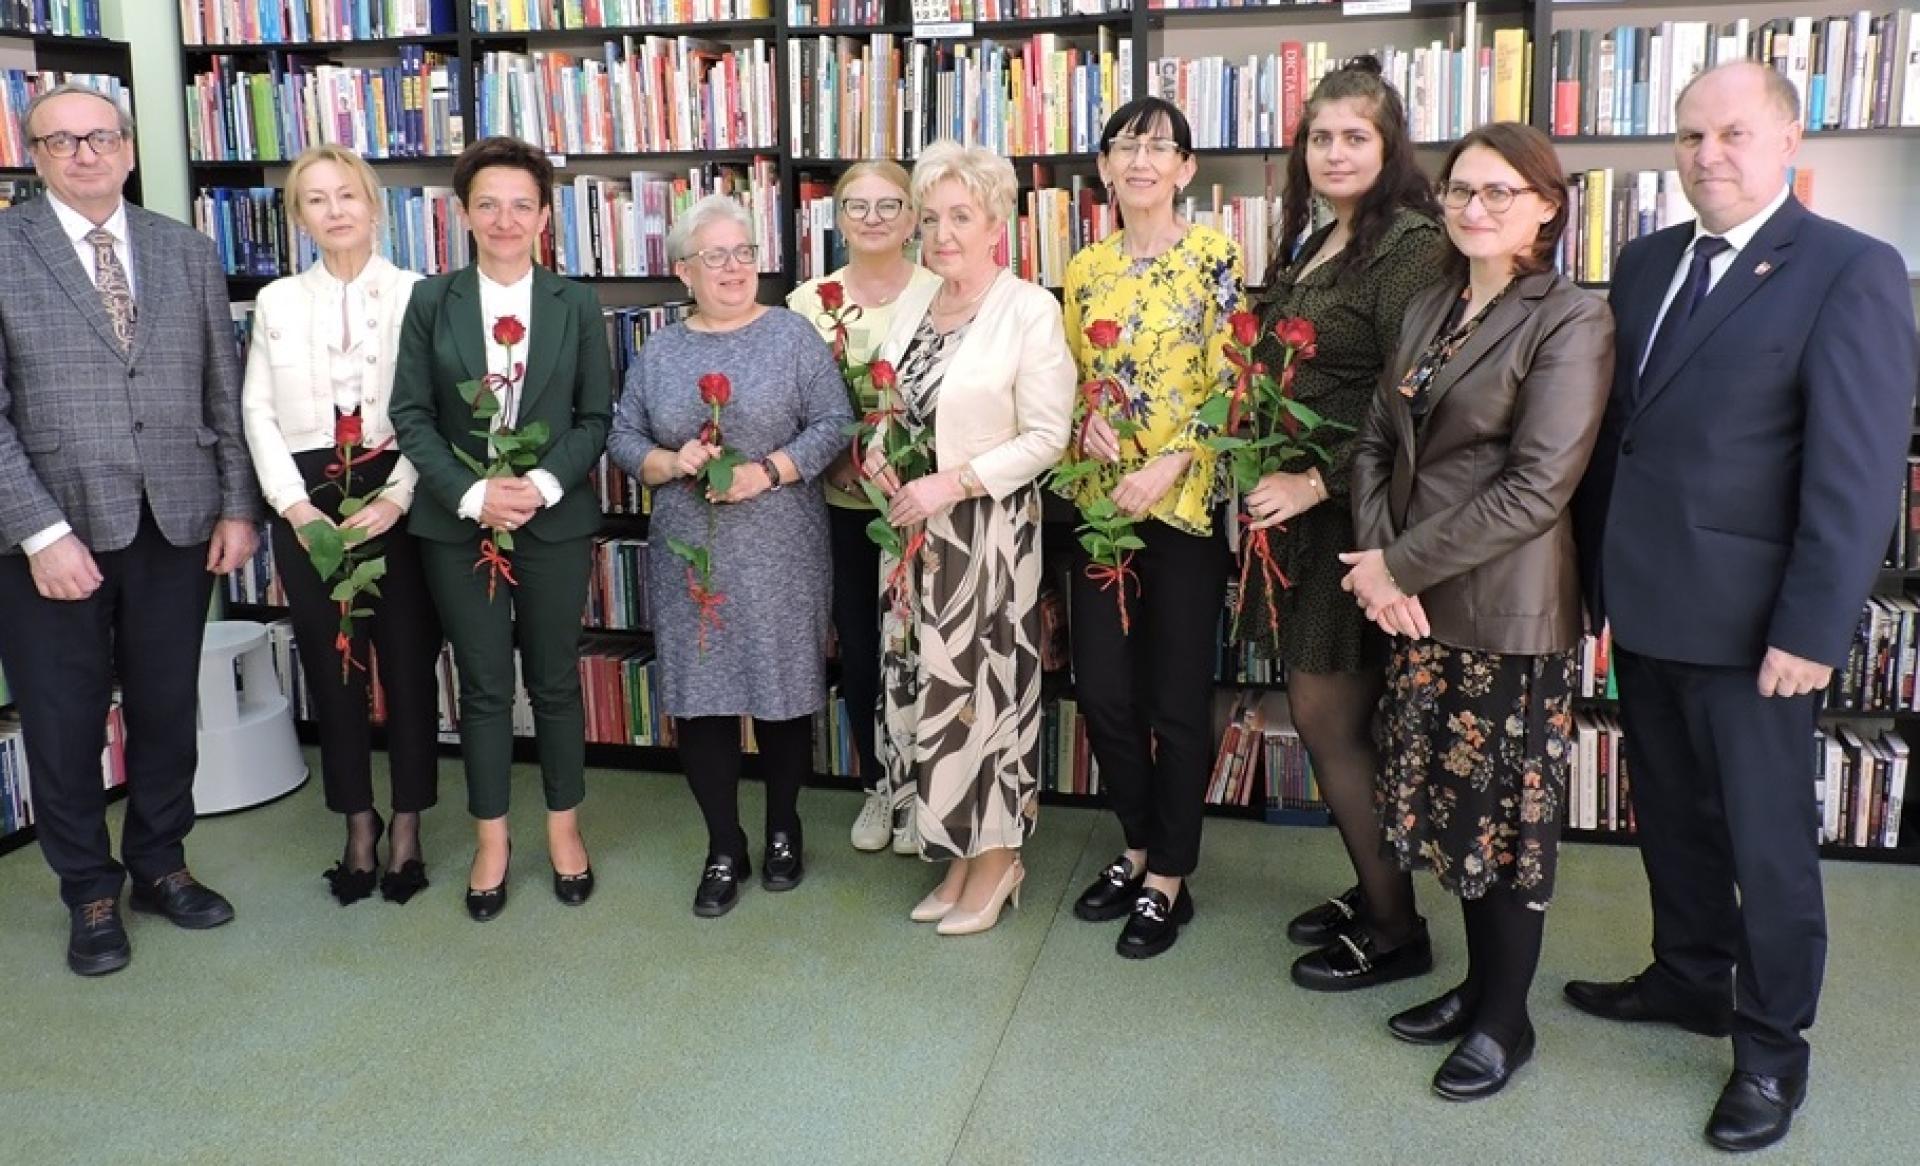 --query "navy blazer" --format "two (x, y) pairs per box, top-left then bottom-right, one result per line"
(1574, 196), (1920, 669)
